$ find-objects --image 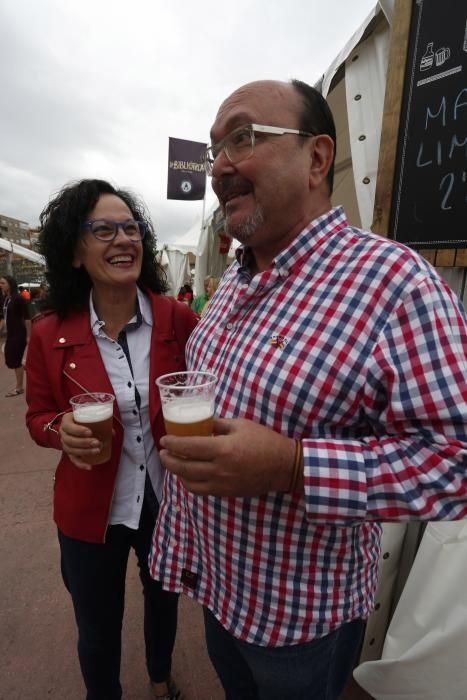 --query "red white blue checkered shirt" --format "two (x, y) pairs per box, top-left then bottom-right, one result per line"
(150, 207), (467, 646)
